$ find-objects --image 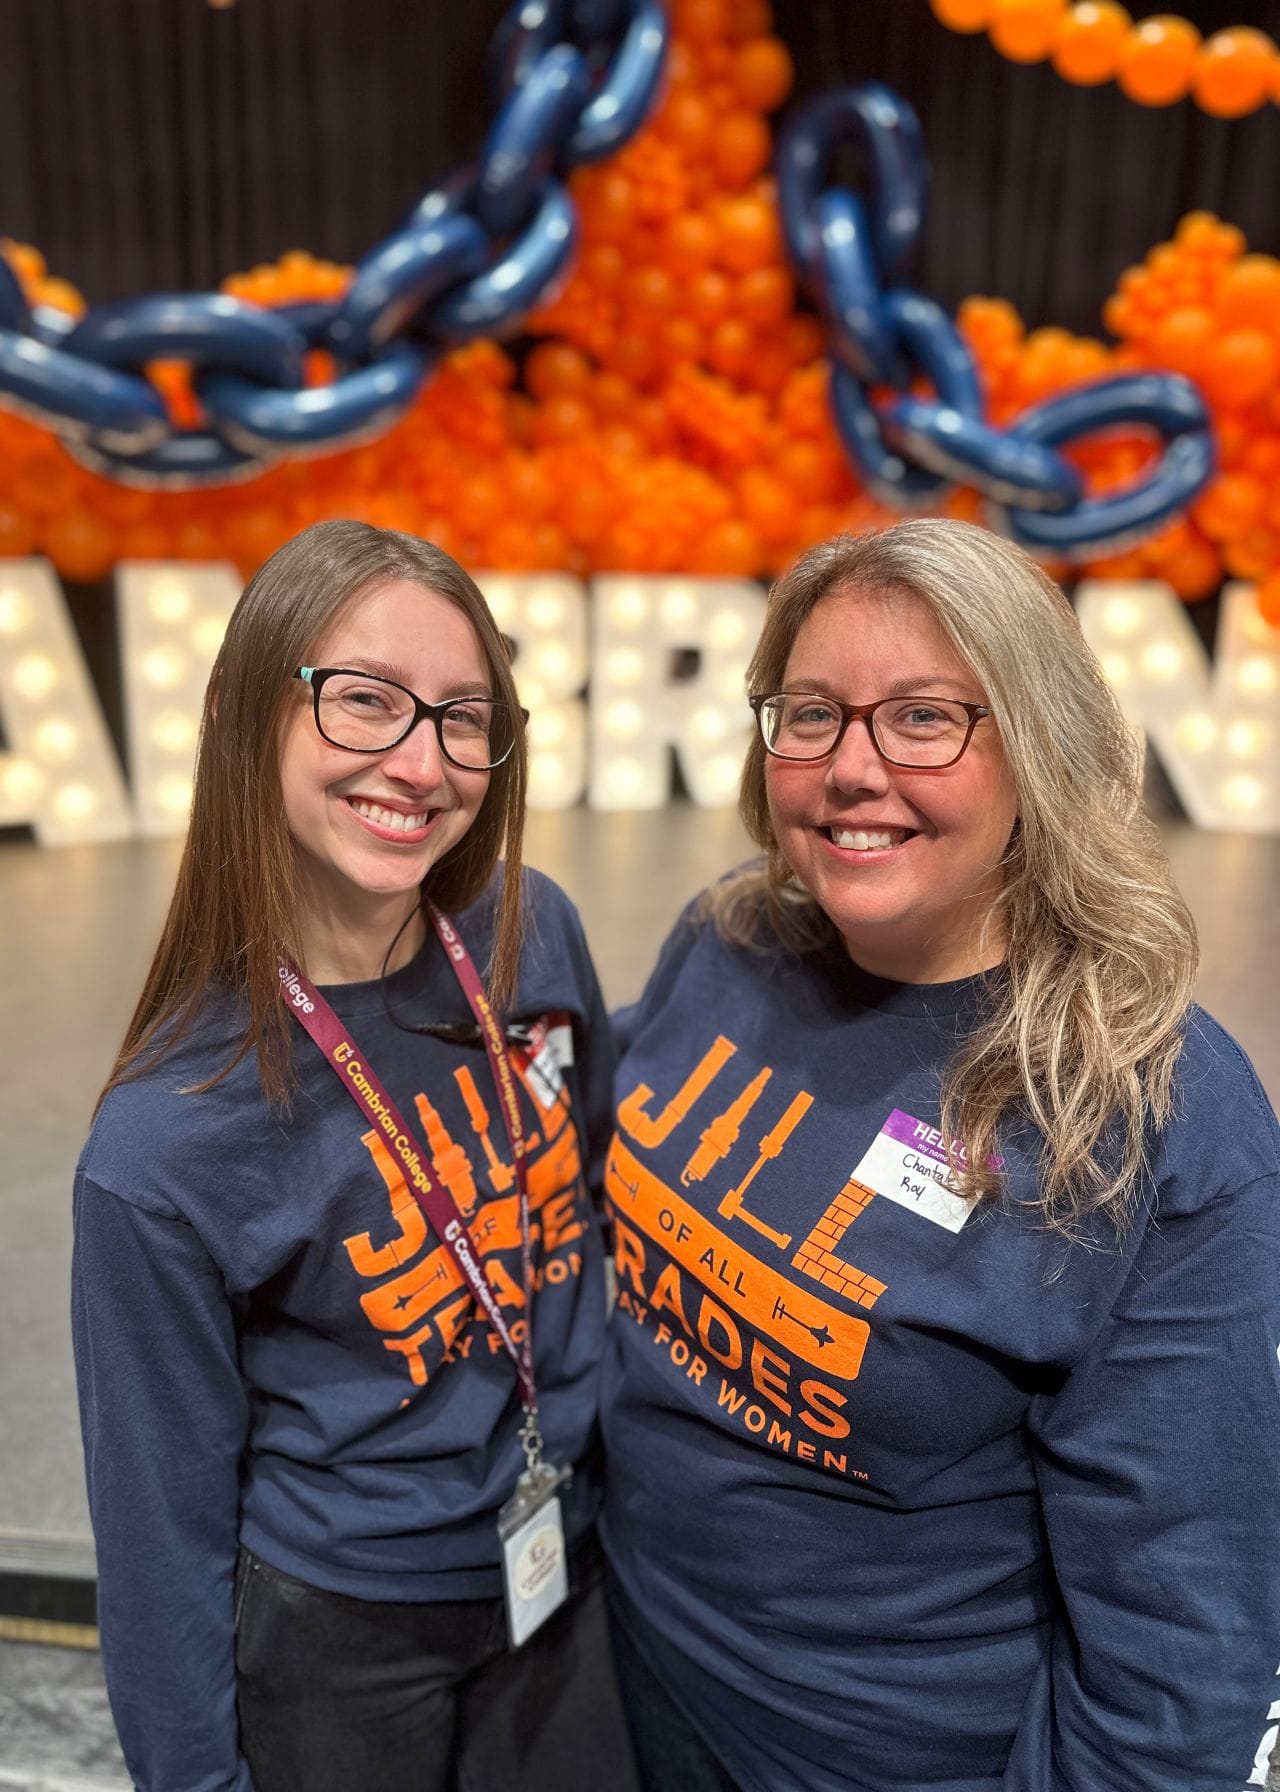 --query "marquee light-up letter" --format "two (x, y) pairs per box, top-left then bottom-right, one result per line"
(117, 562), (242, 837)
(0, 560), (132, 845)
(481, 574), (588, 811)
(1077, 581), (1279, 834)
(589, 577), (765, 809)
